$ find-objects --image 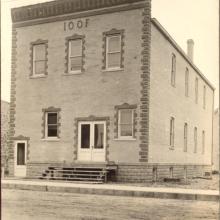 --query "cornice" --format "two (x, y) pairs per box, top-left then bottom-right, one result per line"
(11, 0), (146, 23)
